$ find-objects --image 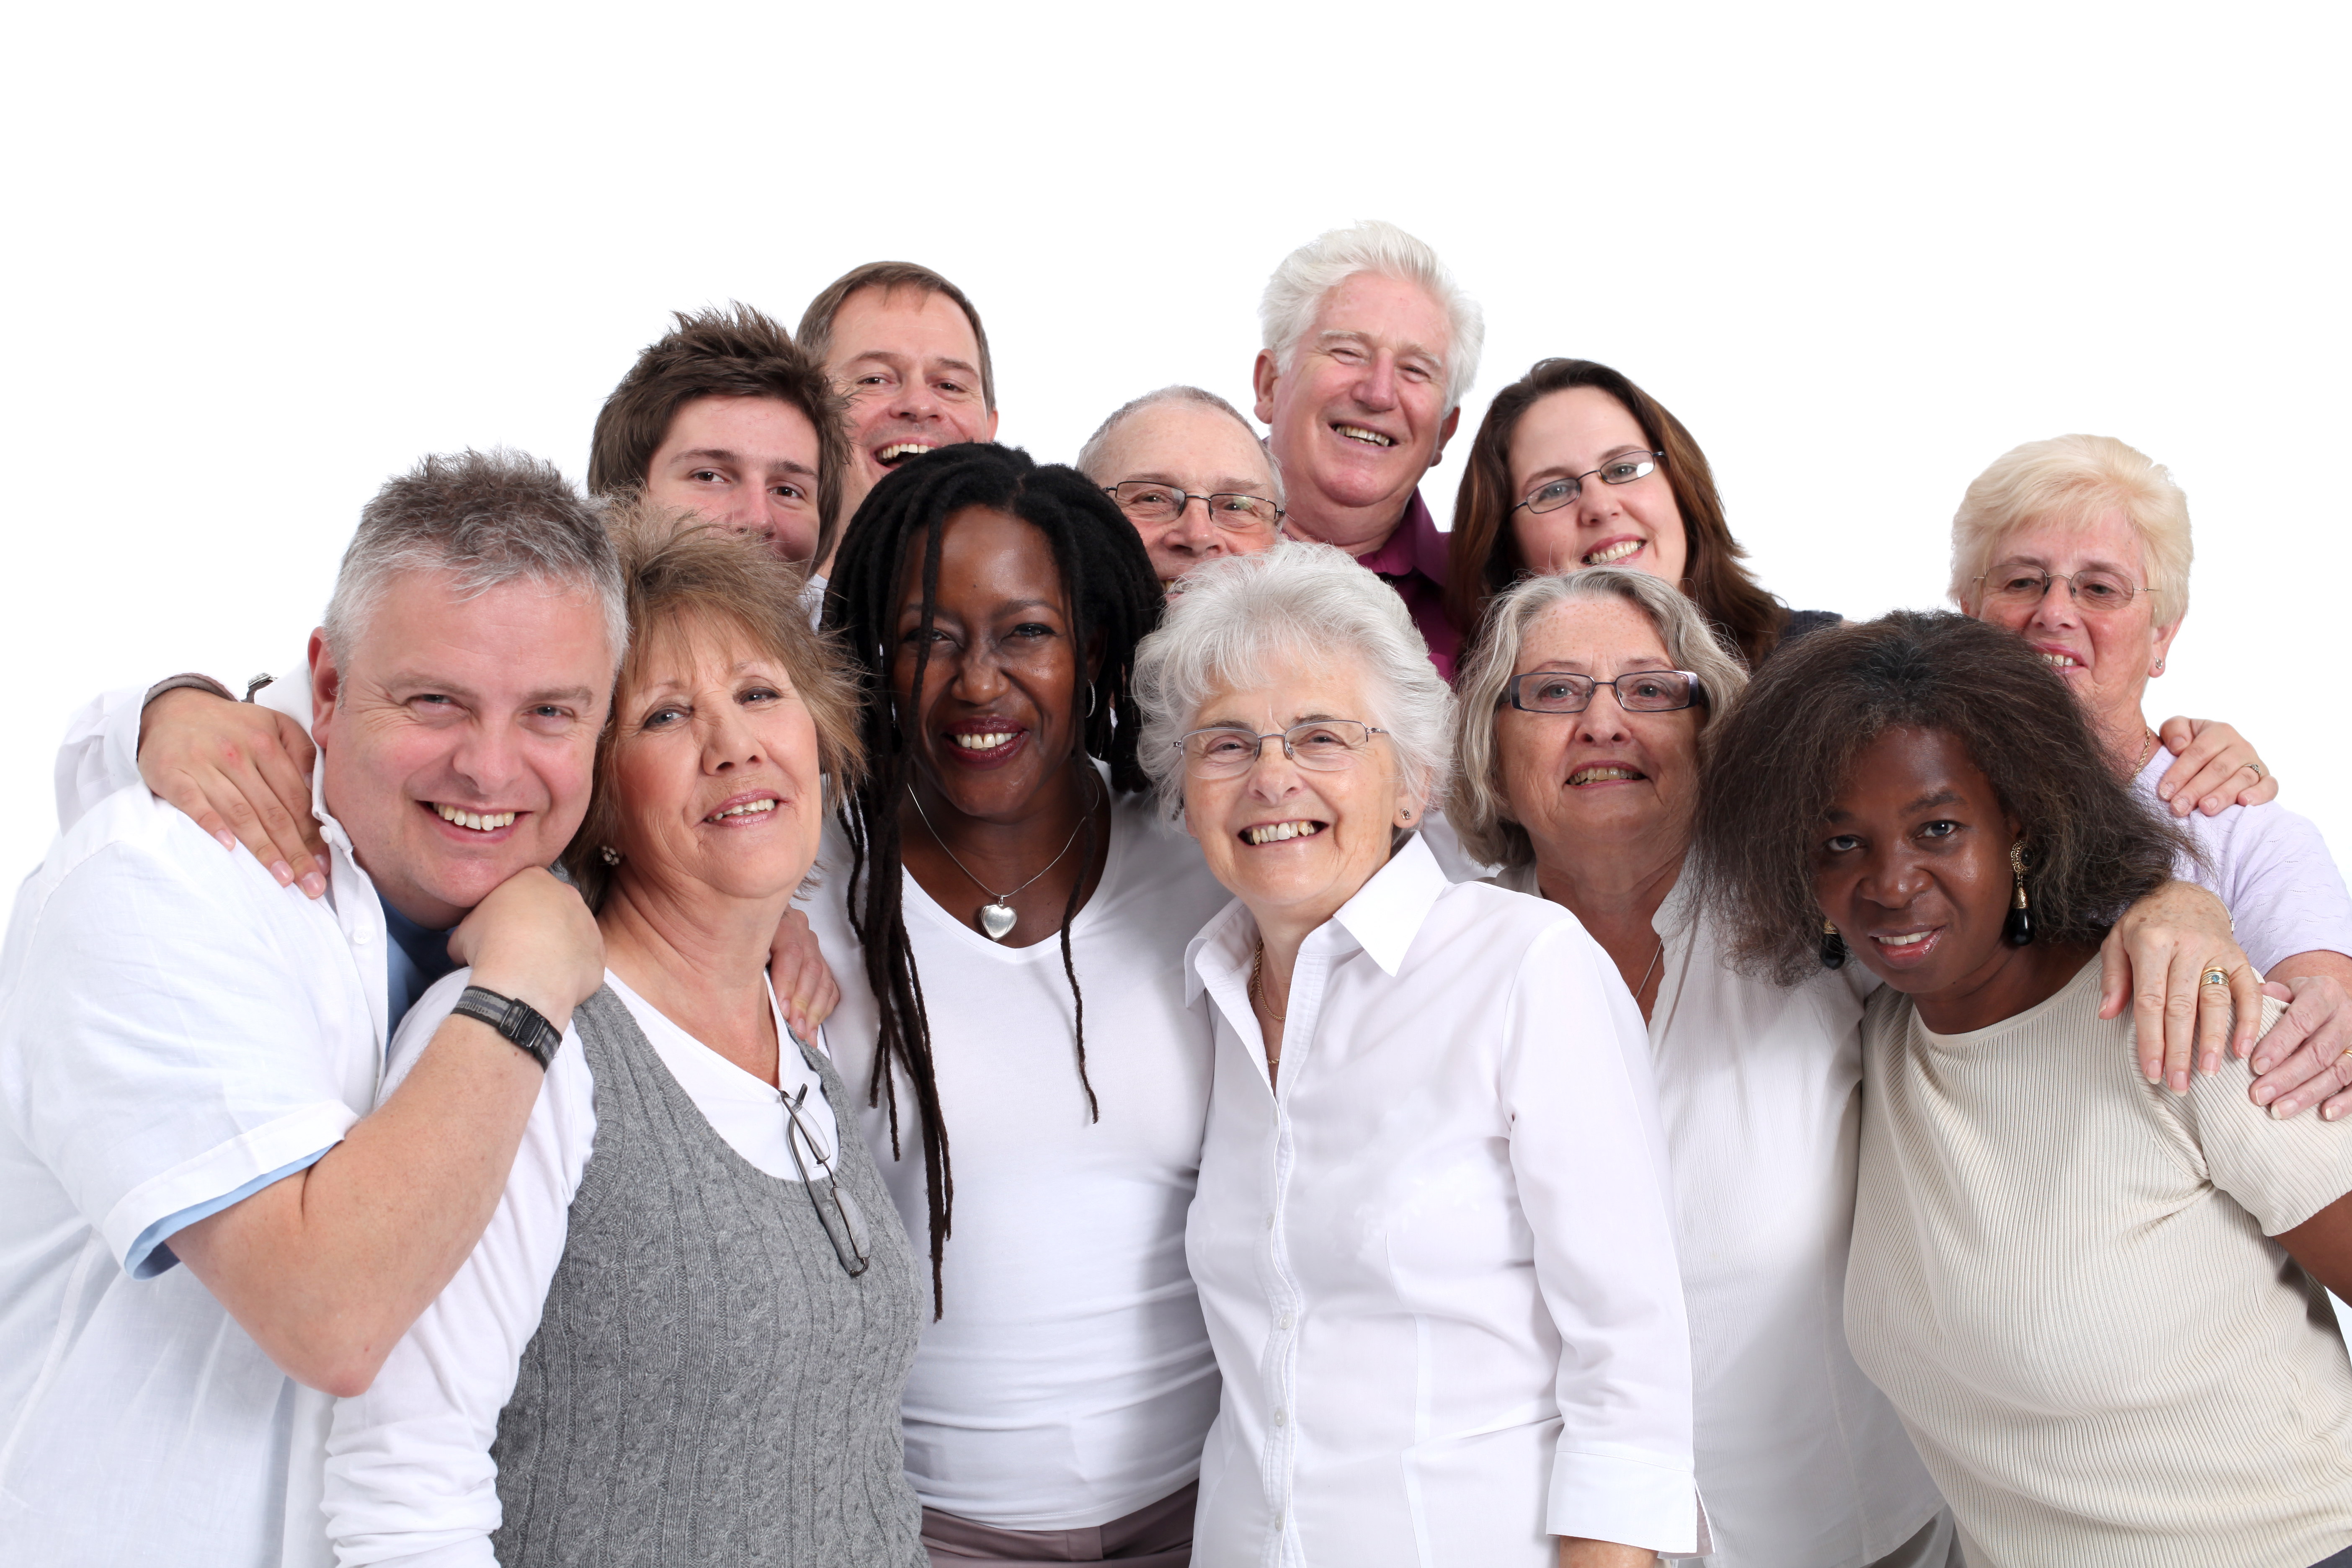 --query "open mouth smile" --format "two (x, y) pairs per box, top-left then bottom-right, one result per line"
(1331, 423), (1395, 448)
(704, 796), (779, 824)
(941, 720), (1028, 768)
(874, 441), (937, 469)
(1582, 537), (1647, 567)
(433, 803), (518, 833)
(1568, 764), (1646, 787)
(1241, 820), (1326, 846)
(1867, 926), (1942, 966)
